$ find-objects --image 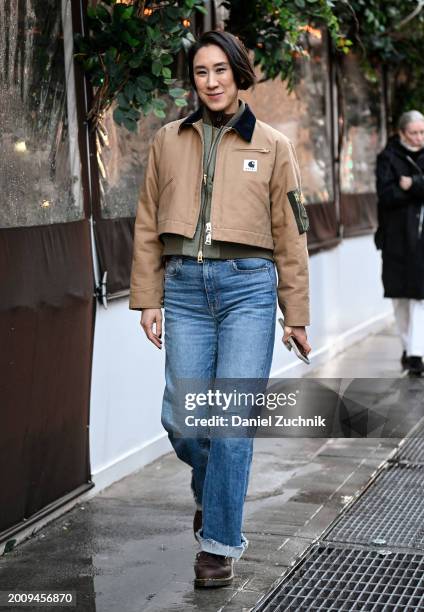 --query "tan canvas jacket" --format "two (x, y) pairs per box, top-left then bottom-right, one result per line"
(129, 103), (310, 326)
